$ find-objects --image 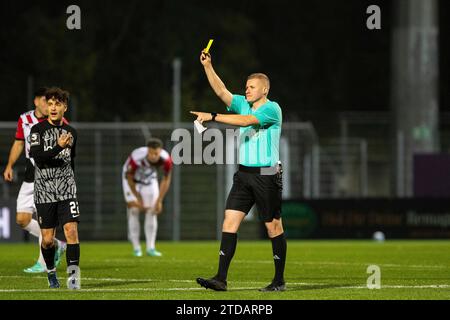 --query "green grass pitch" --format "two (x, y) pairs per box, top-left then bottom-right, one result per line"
(0, 240), (449, 300)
